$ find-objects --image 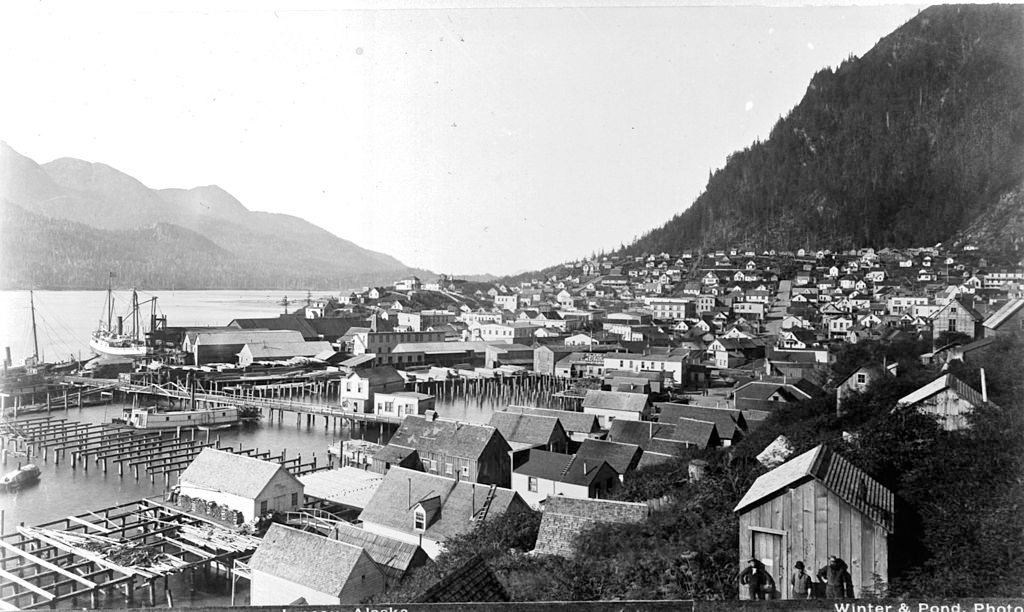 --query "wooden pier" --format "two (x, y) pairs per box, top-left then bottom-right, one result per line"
(0, 416), (330, 485)
(0, 498), (261, 610)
